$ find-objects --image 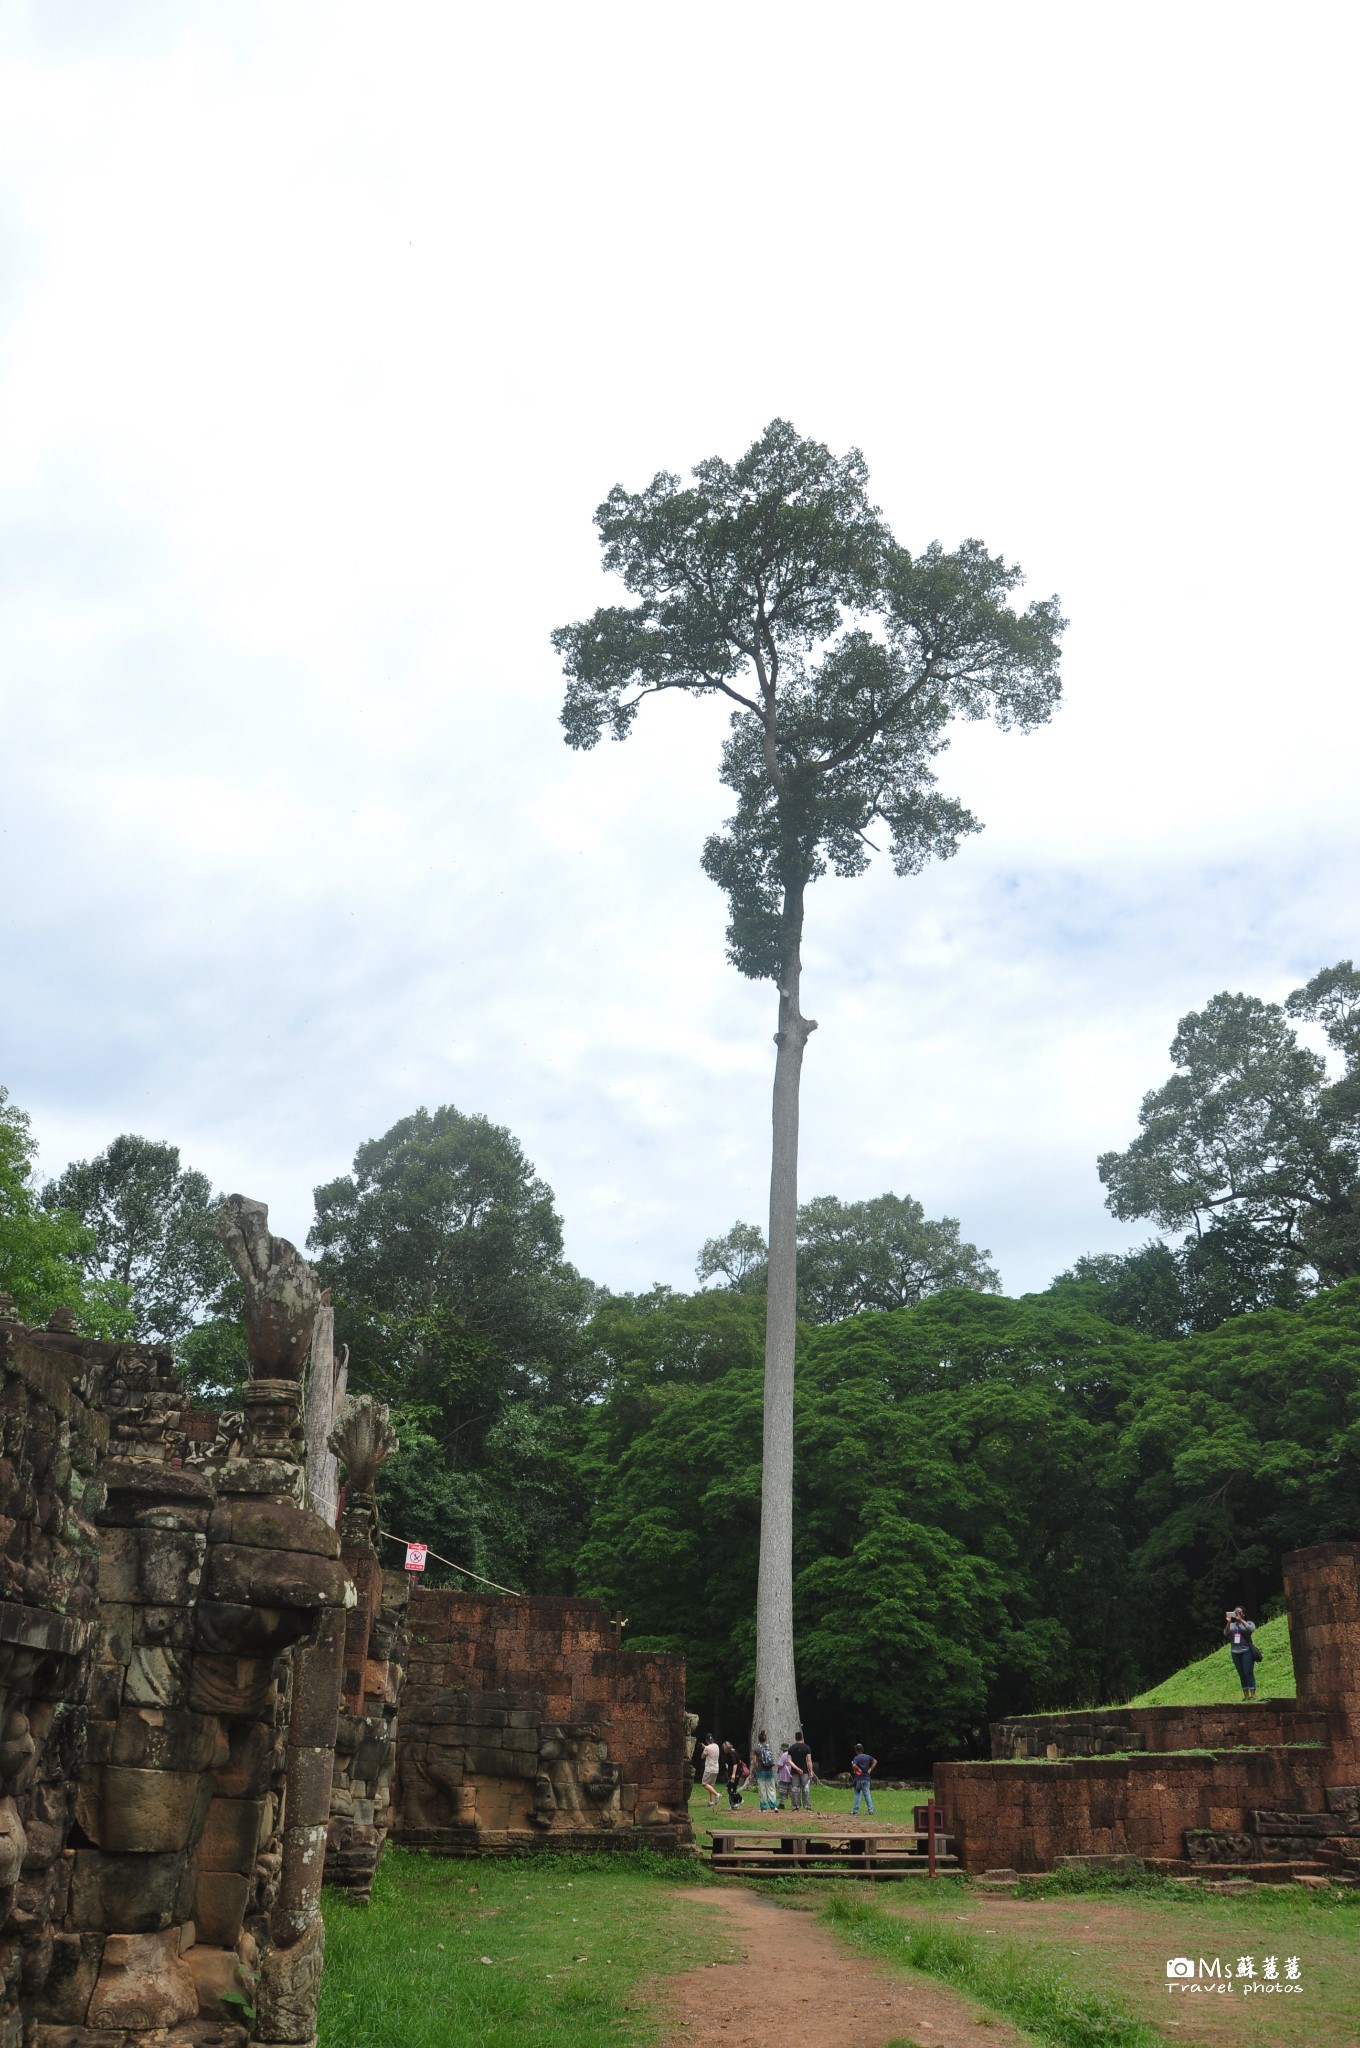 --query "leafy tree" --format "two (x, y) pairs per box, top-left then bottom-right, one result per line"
(43, 1133), (228, 1344)
(696, 1221), (768, 1293)
(0, 1089), (132, 1337)
(568, 1278), (1360, 1764)
(309, 1105), (596, 1586)
(1099, 962), (1360, 1289)
(555, 419), (1064, 1741)
(702, 1193), (998, 1320)
(1049, 1227), (1307, 1338)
